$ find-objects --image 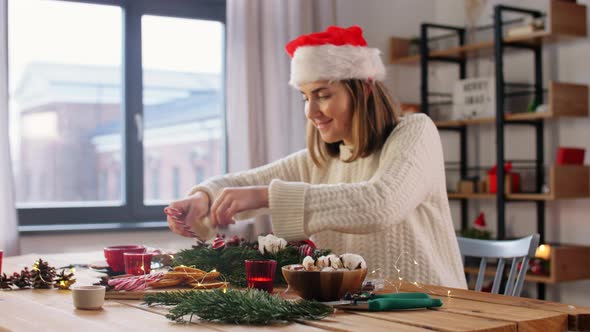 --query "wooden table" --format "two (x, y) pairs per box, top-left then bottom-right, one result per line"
(1, 252), (589, 332)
